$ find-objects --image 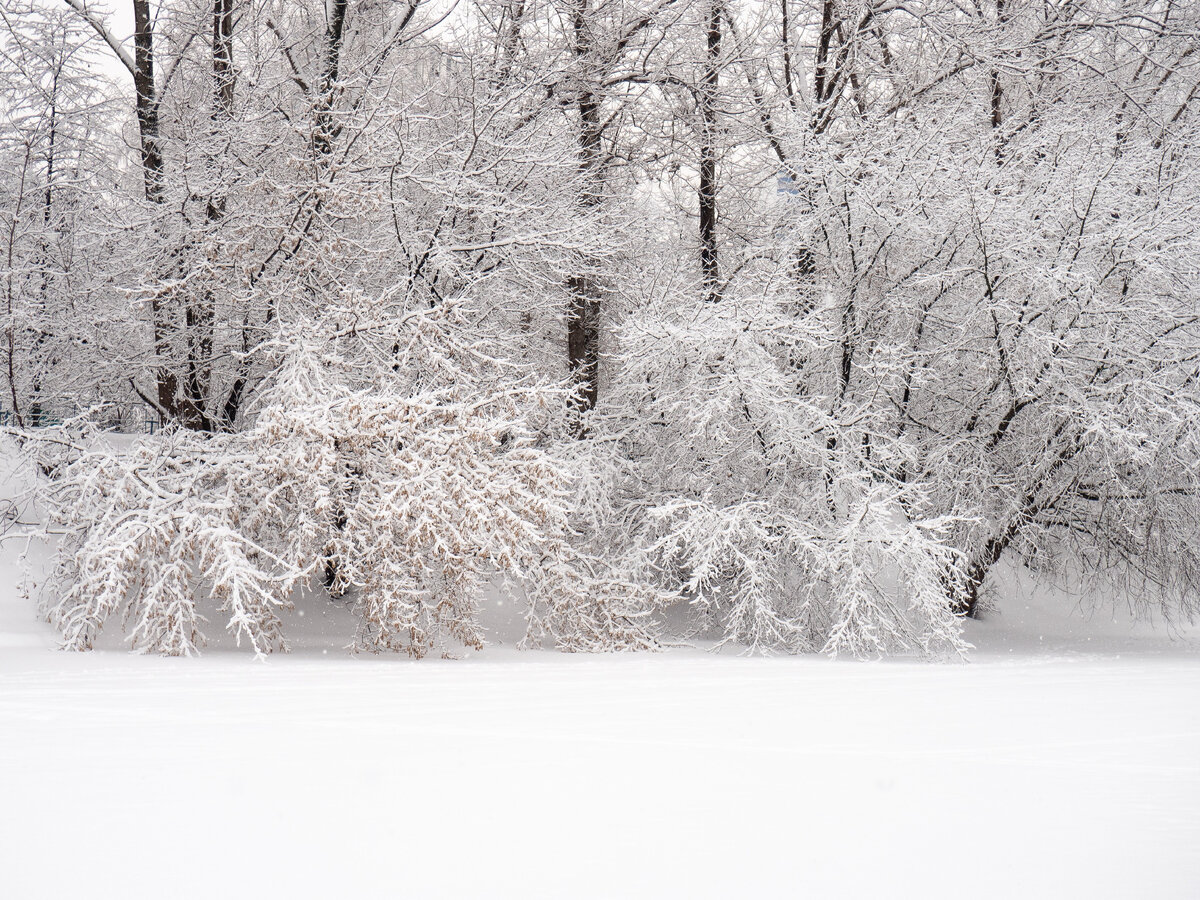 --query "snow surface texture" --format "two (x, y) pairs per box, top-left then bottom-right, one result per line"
(1, 445), (1198, 898)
